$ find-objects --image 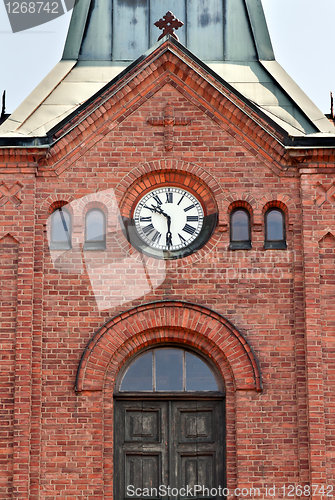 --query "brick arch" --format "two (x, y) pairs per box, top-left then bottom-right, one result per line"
(103, 330), (233, 394)
(40, 193), (76, 216)
(81, 201), (108, 218)
(262, 199), (288, 216)
(259, 194), (296, 227)
(72, 191), (118, 235)
(75, 301), (262, 393)
(227, 200), (254, 227)
(221, 194), (257, 226)
(227, 200), (254, 215)
(114, 158), (224, 209)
